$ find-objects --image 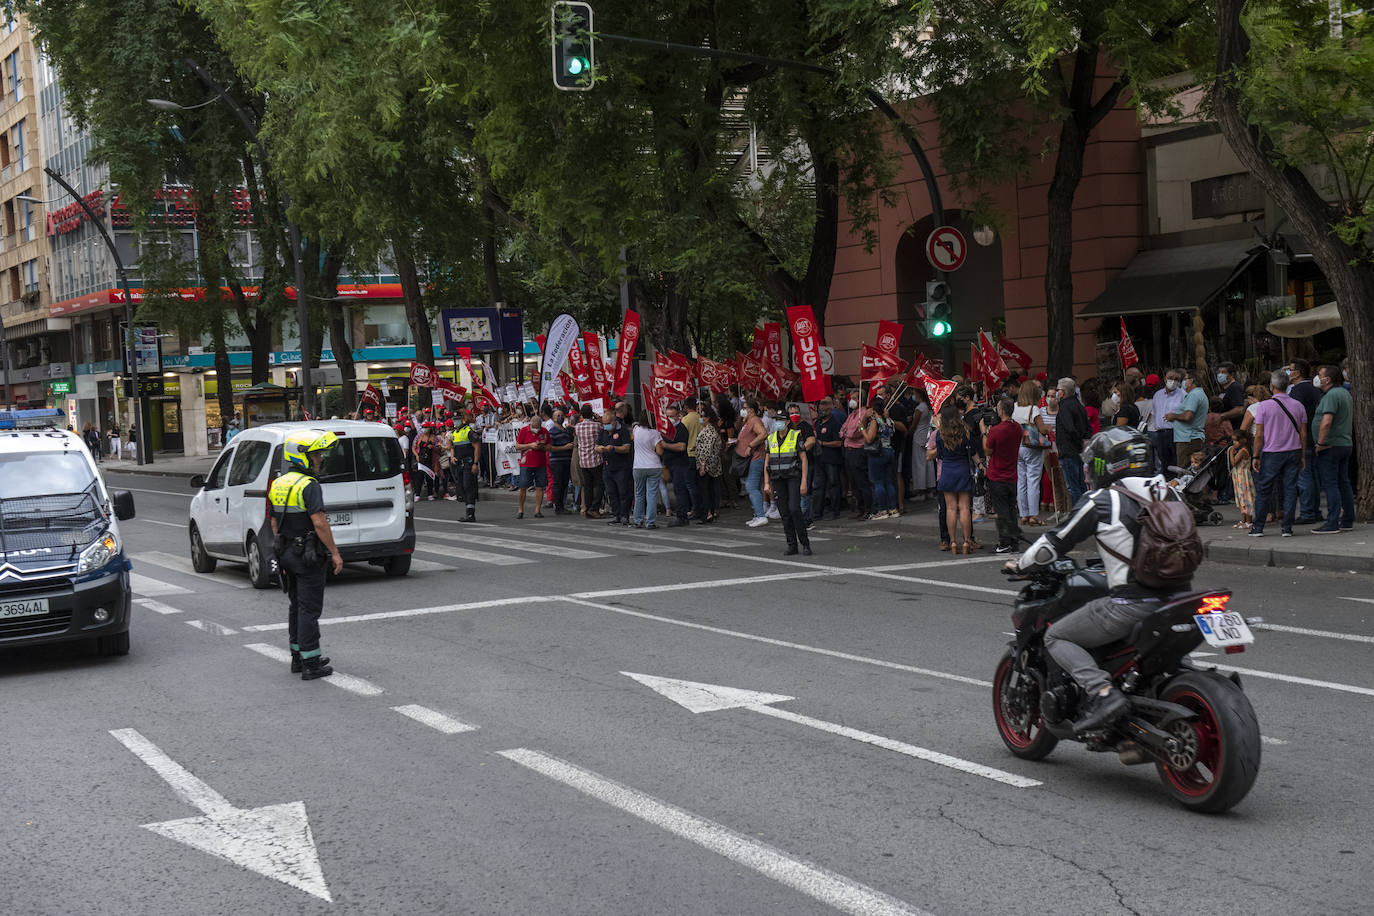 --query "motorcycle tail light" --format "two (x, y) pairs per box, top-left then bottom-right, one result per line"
(1198, 595), (1230, 613)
